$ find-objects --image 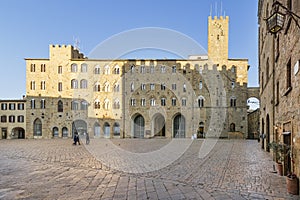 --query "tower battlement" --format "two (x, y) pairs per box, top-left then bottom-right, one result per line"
(49, 44), (85, 60)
